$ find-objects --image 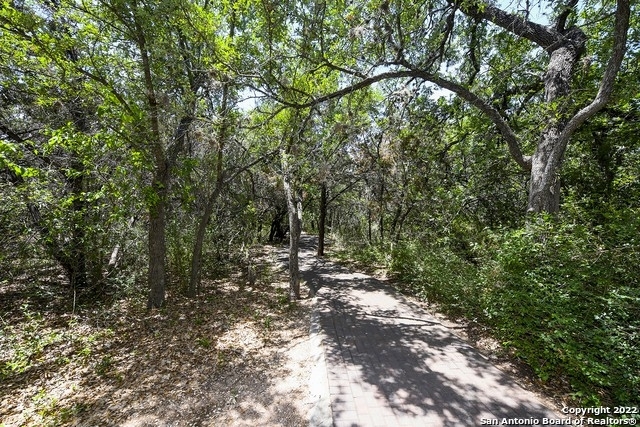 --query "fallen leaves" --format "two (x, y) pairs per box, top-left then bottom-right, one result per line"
(1, 245), (314, 426)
